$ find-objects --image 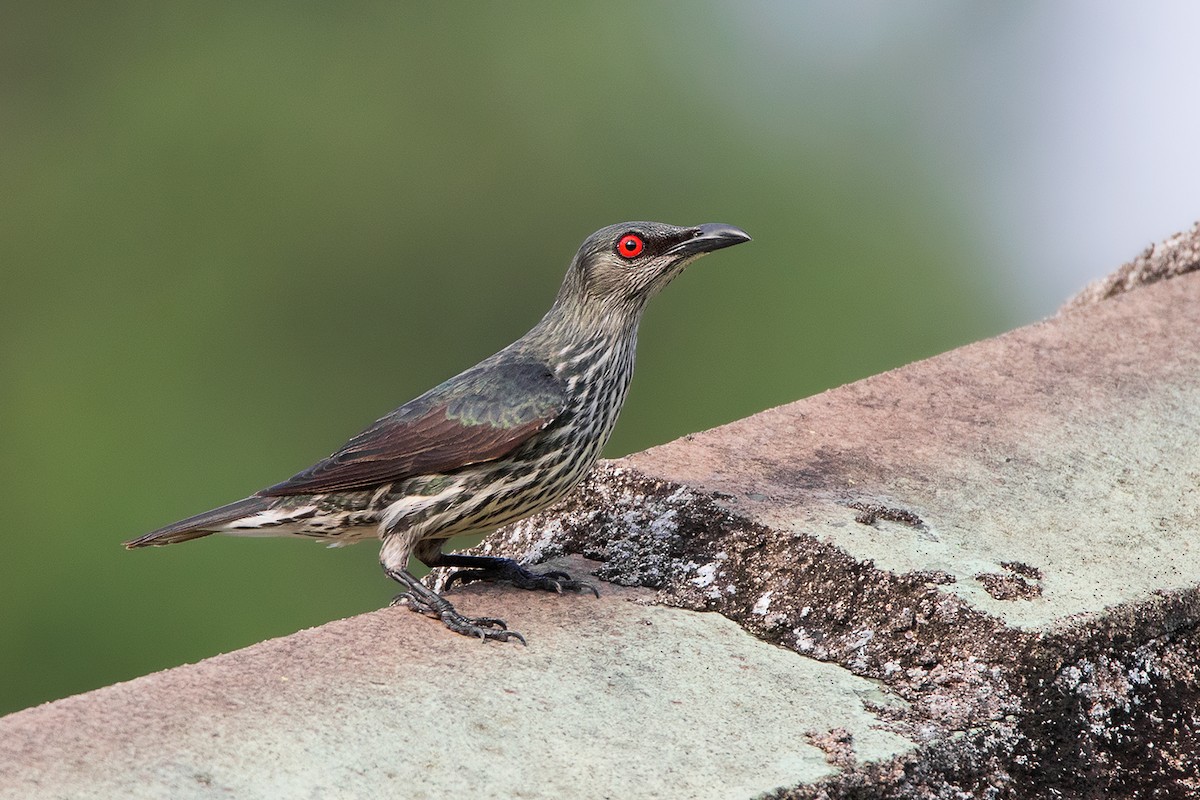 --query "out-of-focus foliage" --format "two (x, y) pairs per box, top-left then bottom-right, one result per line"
(0, 4), (1017, 715)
